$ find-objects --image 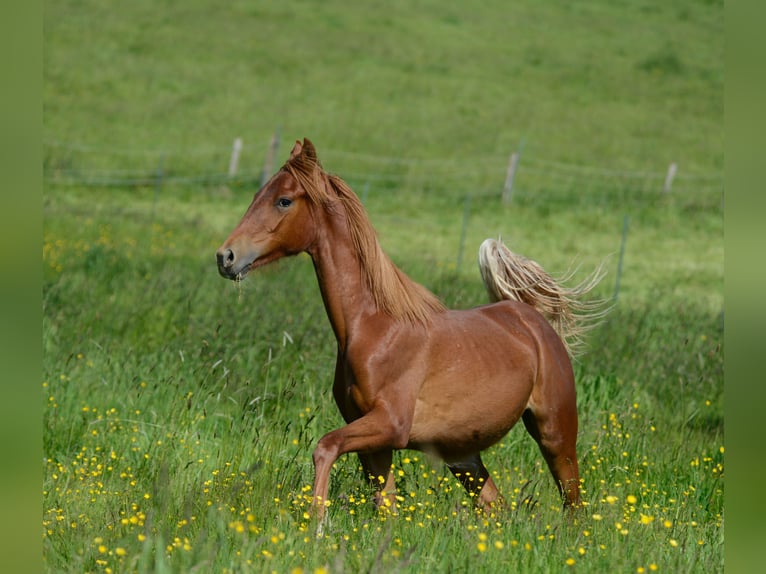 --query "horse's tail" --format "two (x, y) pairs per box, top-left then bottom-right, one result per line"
(478, 238), (611, 358)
